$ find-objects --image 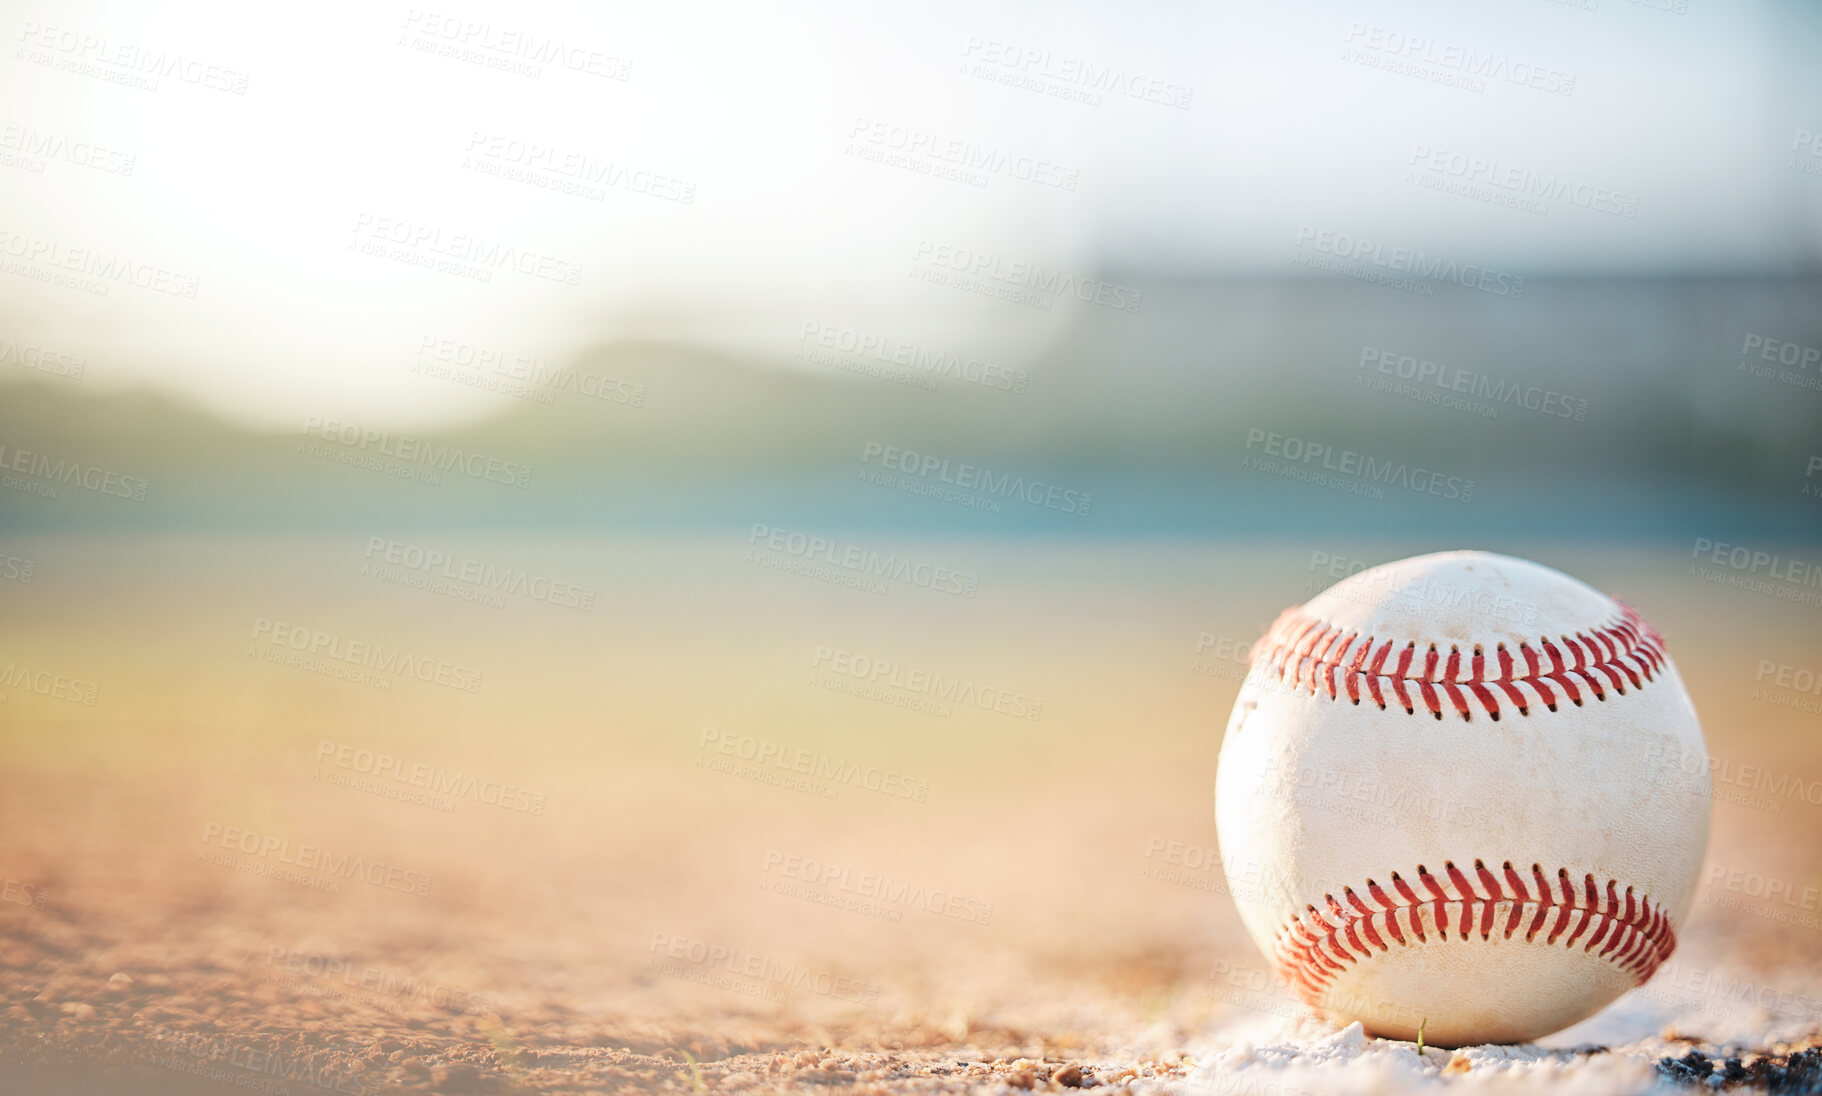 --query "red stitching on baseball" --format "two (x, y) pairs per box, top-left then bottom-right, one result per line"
(1247, 603), (1666, 721)
(1270, 859), (1677, 1004)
